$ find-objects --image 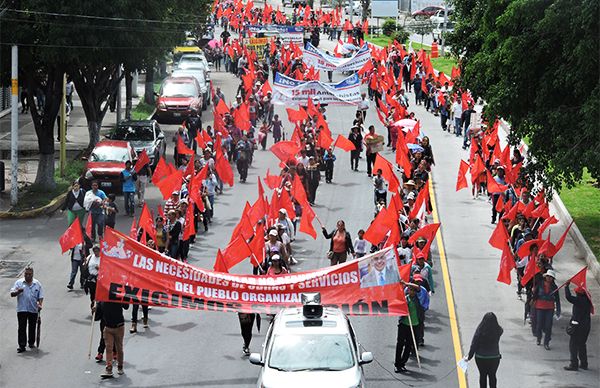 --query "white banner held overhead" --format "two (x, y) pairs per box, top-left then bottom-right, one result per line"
(272, 72), (362, 106)
(302, 42), (371, 72)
